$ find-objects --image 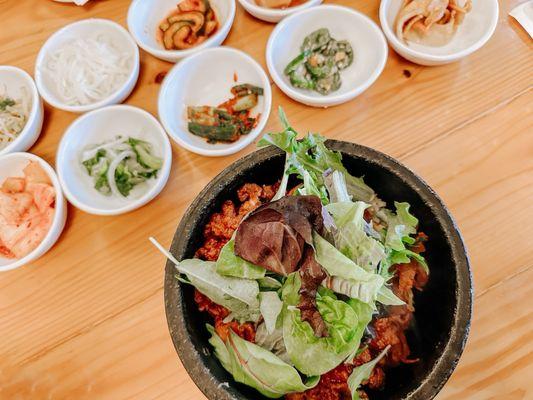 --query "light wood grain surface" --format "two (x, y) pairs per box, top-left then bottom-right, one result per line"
(0, 0), (532, 399)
